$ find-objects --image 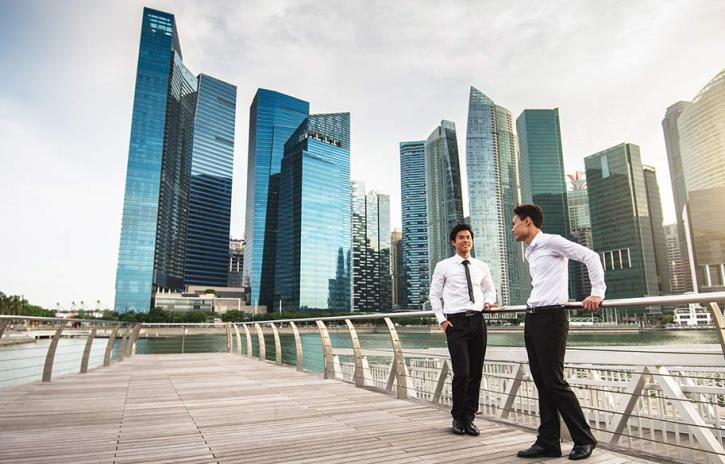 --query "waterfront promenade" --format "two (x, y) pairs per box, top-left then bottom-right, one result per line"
(0, 353), (656, 464)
